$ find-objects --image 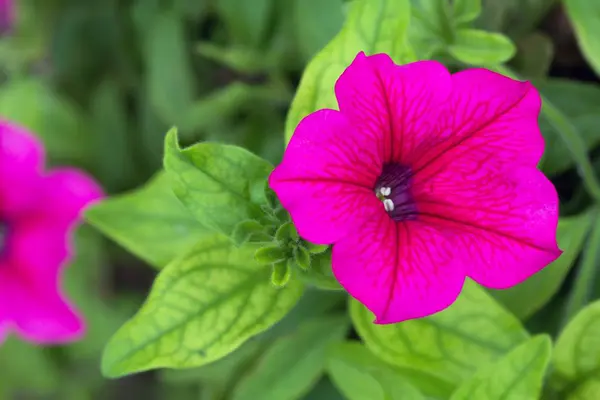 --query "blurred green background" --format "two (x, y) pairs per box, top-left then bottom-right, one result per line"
(2, 0), (600, 398)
